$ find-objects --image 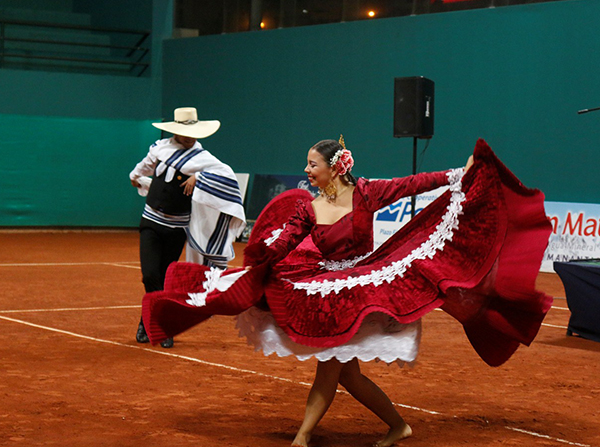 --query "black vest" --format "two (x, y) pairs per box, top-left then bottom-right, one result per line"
(146, 169), (192, 214)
